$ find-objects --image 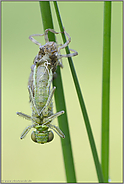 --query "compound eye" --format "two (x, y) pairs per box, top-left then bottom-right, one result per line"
(47, 131), (54, 142)
(31, 131), (37, 142)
